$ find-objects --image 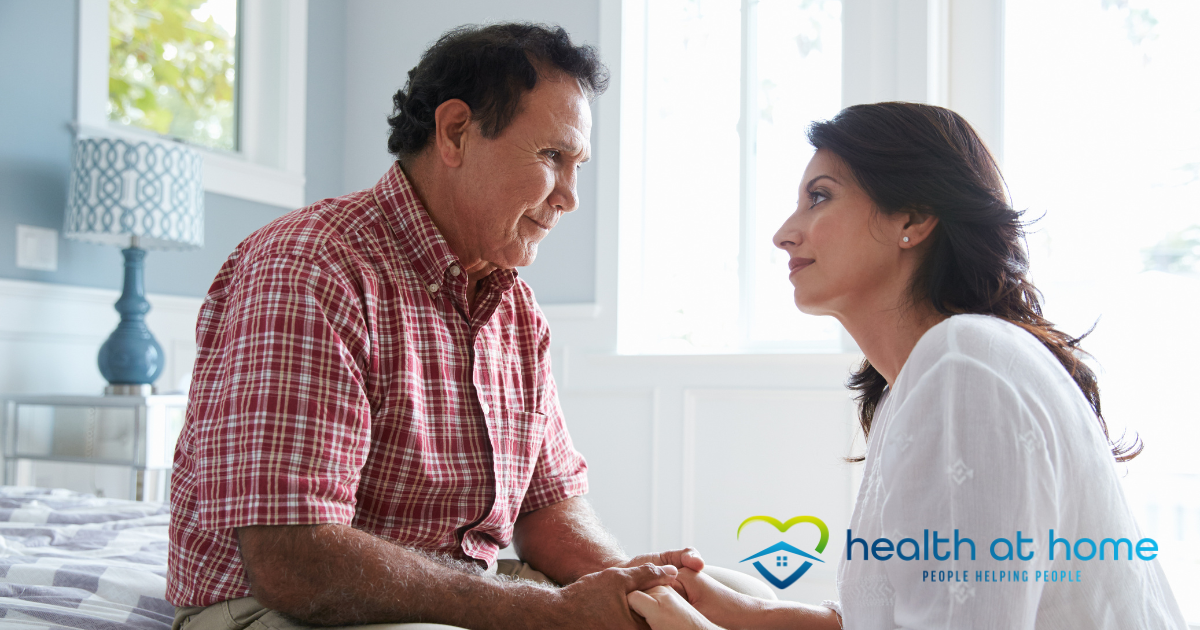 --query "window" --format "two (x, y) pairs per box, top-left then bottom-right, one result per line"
(76, 0), (307, 208)
(617, 0), (845, 354)
(1004, 0), (1200, 618)
(108, 0), (240, 152)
